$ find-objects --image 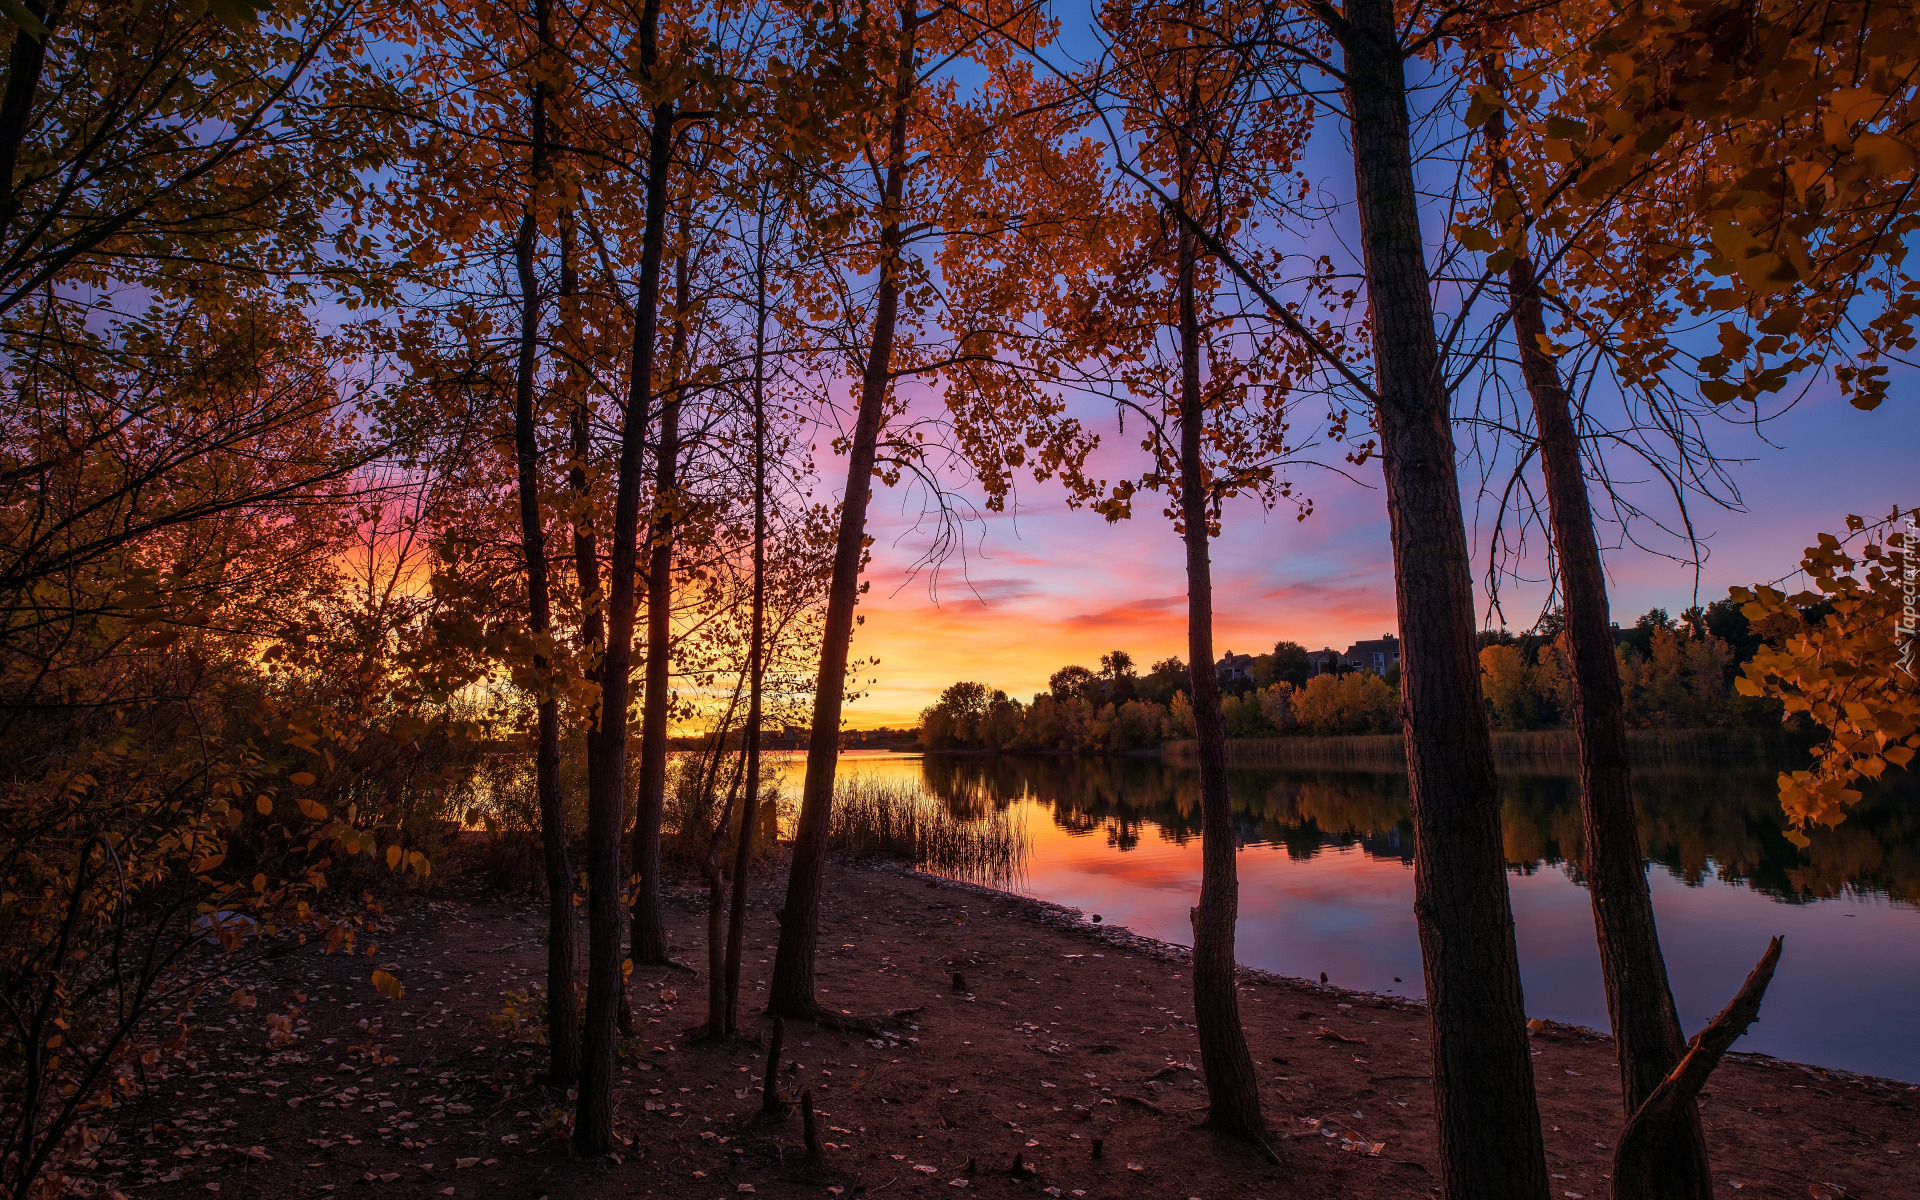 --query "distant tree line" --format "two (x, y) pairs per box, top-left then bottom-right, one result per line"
(919, 601), (1797, 753)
